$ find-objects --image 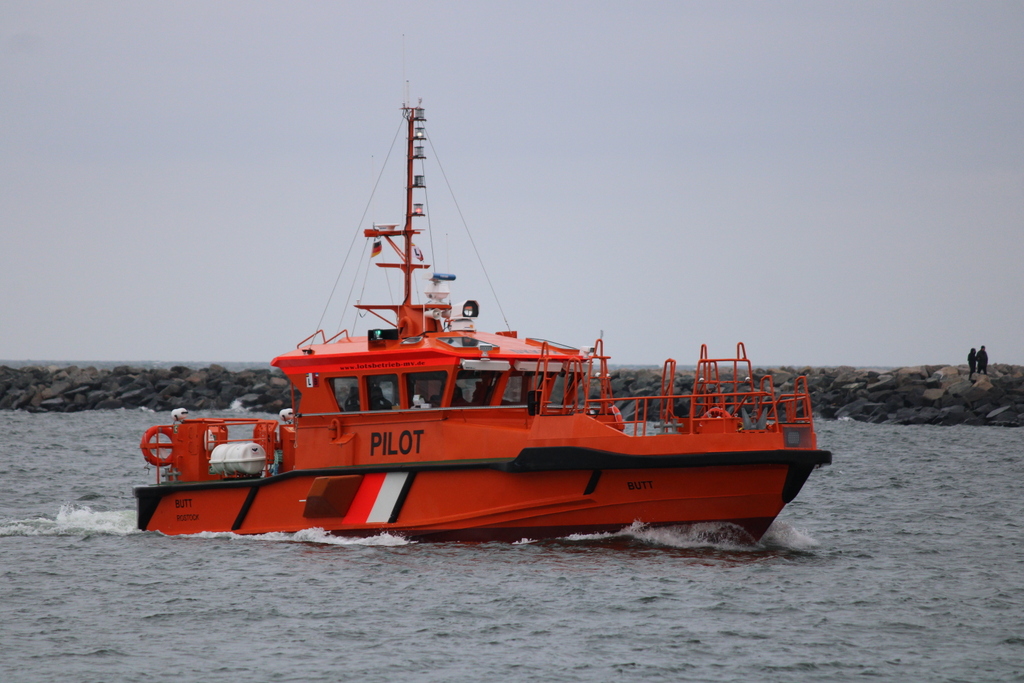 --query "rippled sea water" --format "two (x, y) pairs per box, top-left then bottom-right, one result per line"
(1, 410), (1023, 682)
